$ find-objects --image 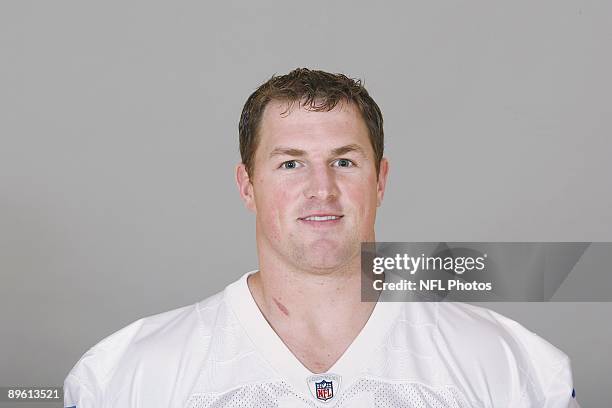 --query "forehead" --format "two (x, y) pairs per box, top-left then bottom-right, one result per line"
(256, 101), (371, 154)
